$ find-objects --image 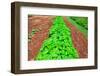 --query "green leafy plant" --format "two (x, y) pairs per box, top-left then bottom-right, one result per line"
(70, 17), (88, 29)
(35, 16), (79, 60)
(28, 29), (39, 42)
